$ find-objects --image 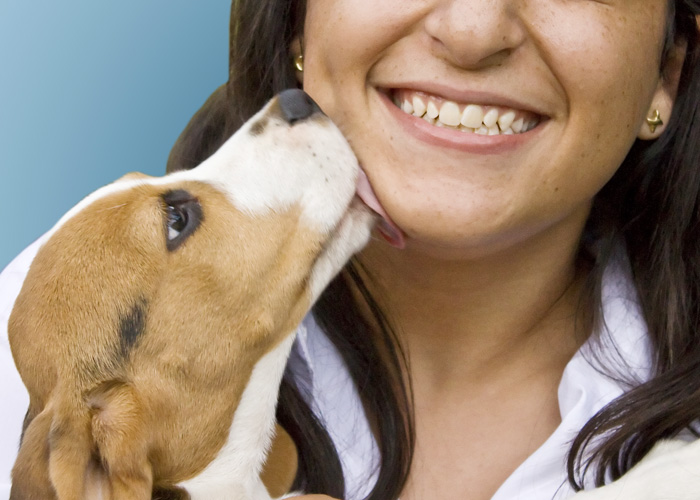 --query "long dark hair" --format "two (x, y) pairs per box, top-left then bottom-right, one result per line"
(166, 0), (700, 497)
(568, 1), (700, 488)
